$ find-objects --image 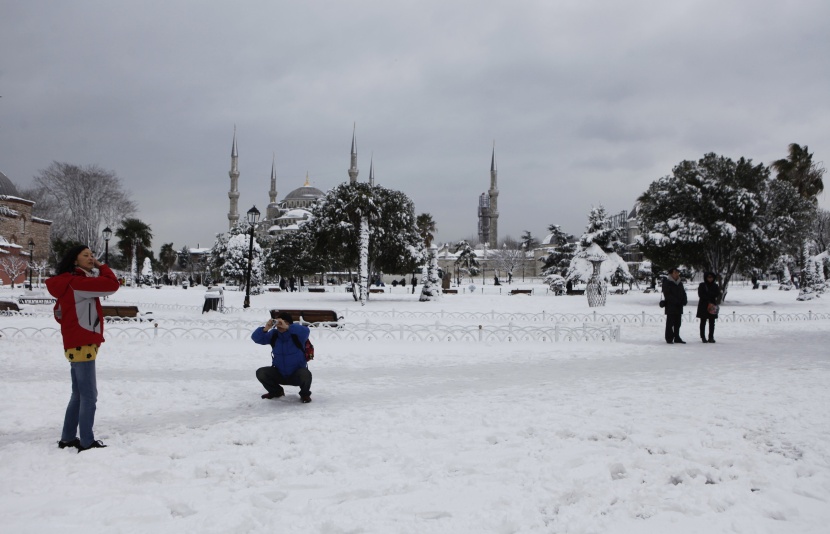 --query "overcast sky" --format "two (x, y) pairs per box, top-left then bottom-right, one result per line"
(2, 0), (829, 253)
